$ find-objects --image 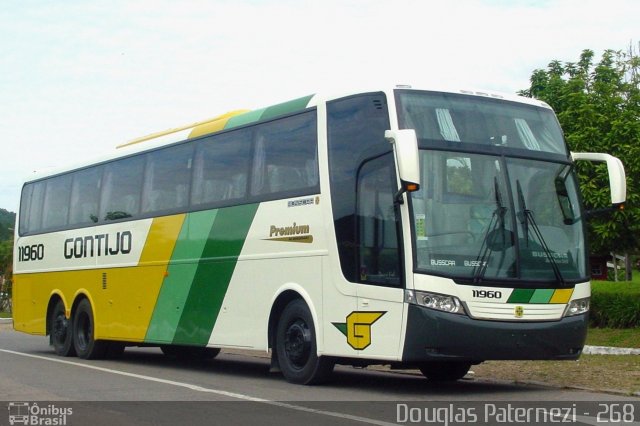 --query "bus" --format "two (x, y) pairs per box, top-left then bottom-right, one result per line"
(13, 86), (626, 384)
